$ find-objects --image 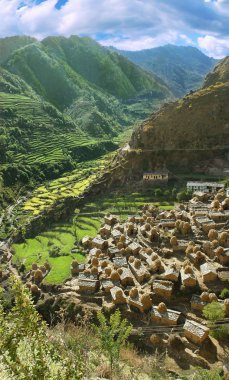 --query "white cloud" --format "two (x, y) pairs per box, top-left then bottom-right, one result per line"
(198, 34), (229, 57)
(101, 32), (178, 51)
(179, 34), (194, 45)
(0, 0), (228, 56)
